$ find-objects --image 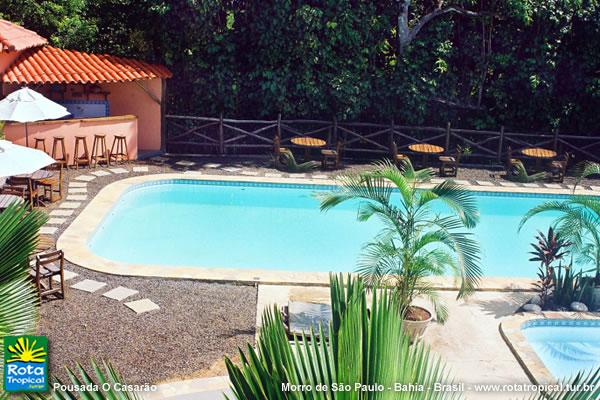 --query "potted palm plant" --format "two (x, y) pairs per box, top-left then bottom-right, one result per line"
(319, 159), (482, 339)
